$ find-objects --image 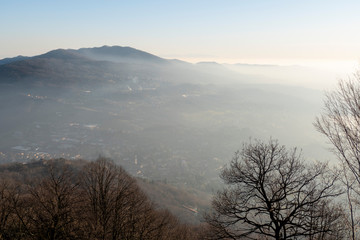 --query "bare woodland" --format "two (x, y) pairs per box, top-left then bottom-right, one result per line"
(0, 158), (202, 240)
